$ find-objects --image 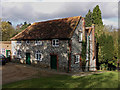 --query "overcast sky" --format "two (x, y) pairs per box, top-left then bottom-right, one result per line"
(1, 0), (119, 28)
